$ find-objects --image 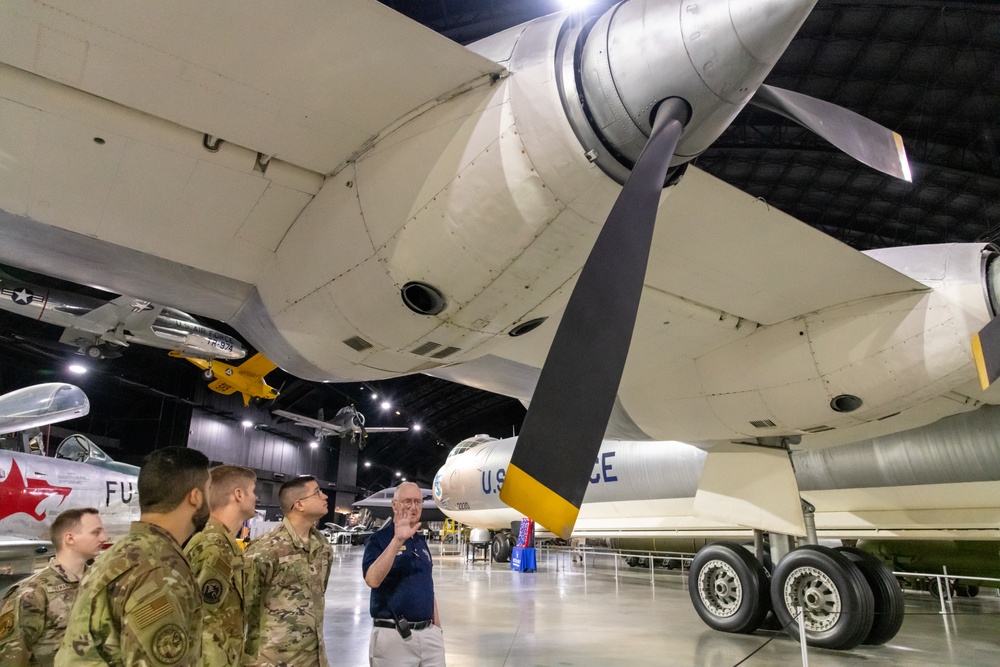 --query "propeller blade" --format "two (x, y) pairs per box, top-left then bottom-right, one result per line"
(749, 84), (911, 182)
(499, 99), (688, 539)
(972, 316), (1000, 390)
